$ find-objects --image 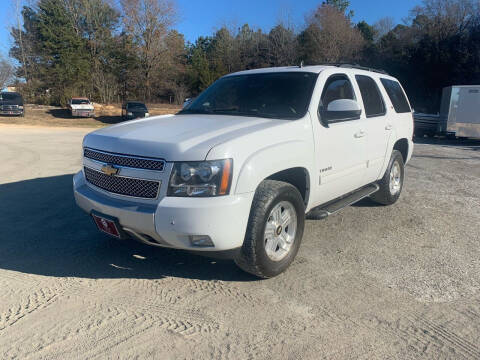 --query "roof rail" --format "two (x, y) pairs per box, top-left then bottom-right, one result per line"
(313, 63), (389, 75)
